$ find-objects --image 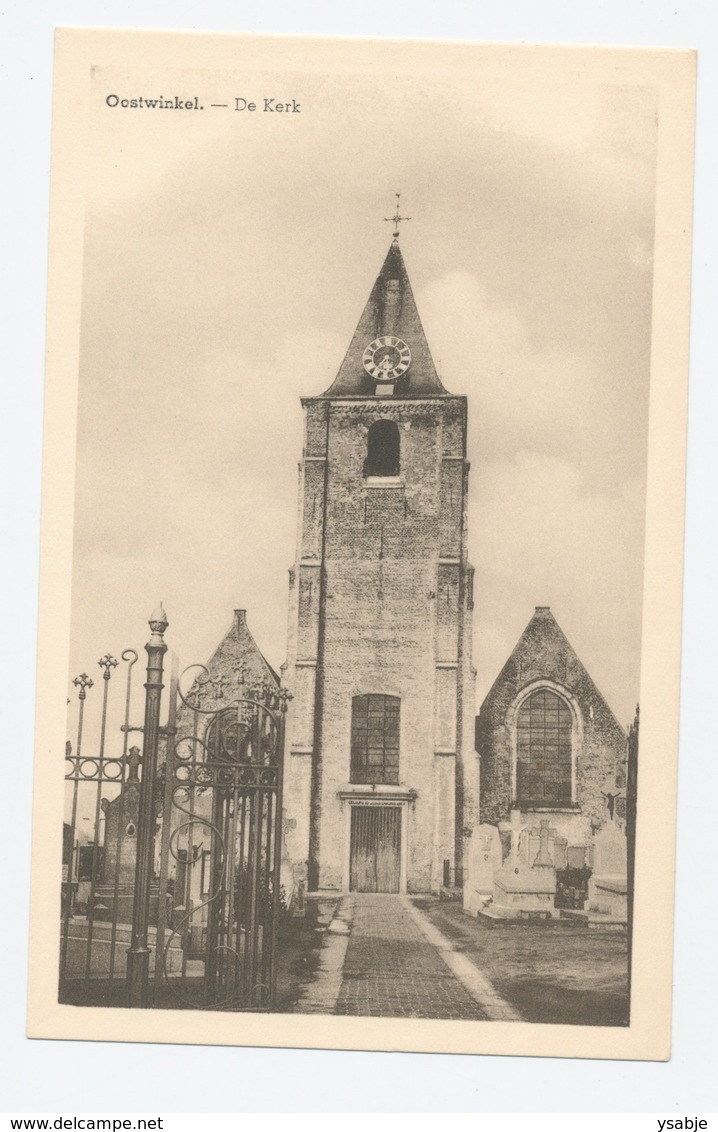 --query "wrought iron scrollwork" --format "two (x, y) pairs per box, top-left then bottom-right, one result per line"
(60, 635), (289, 1014)
(154, 662), (288, 1011)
